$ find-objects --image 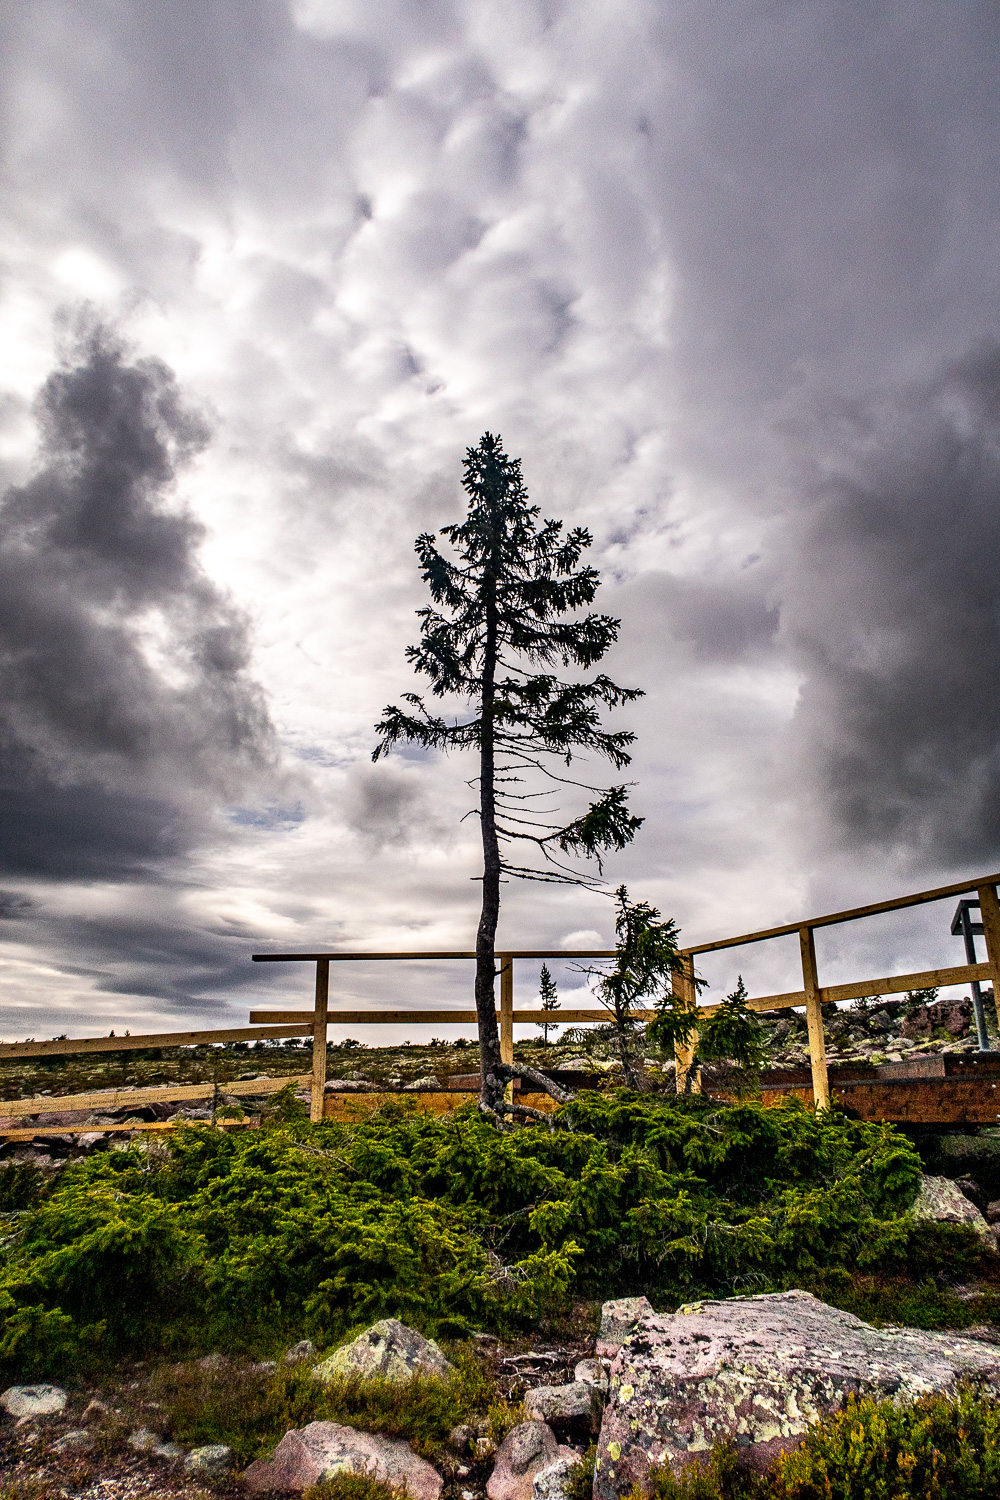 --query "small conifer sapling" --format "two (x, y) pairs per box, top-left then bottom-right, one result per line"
(374, 433), (643, 1123)
(538, 963), (560, 1044)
